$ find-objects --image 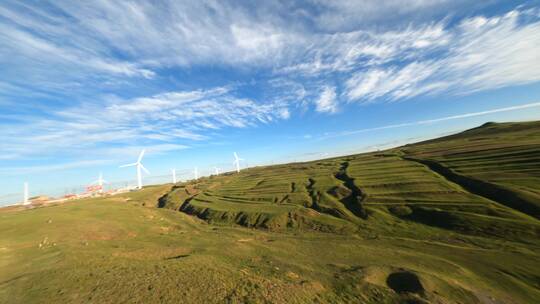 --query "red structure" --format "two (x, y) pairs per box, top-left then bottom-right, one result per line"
(85, 185), (102, 193)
